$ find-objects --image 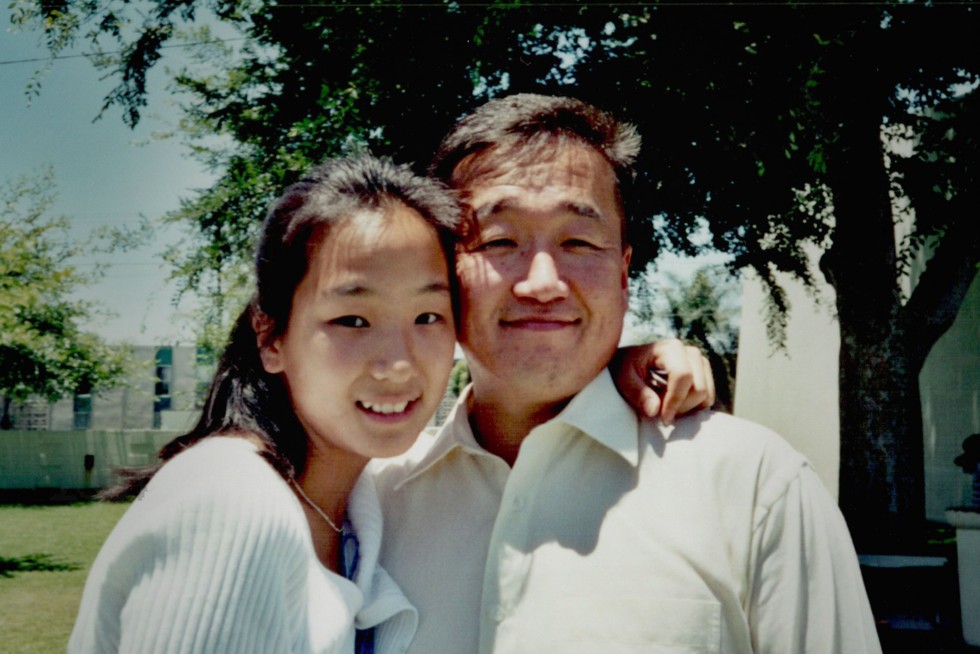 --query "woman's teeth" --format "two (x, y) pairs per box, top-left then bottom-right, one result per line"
(360, 400), (410, 414)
